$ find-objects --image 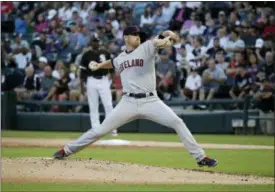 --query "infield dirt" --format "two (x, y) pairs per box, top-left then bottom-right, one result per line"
(2, 137), (274, 185)
(2, 157), (274, 185)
